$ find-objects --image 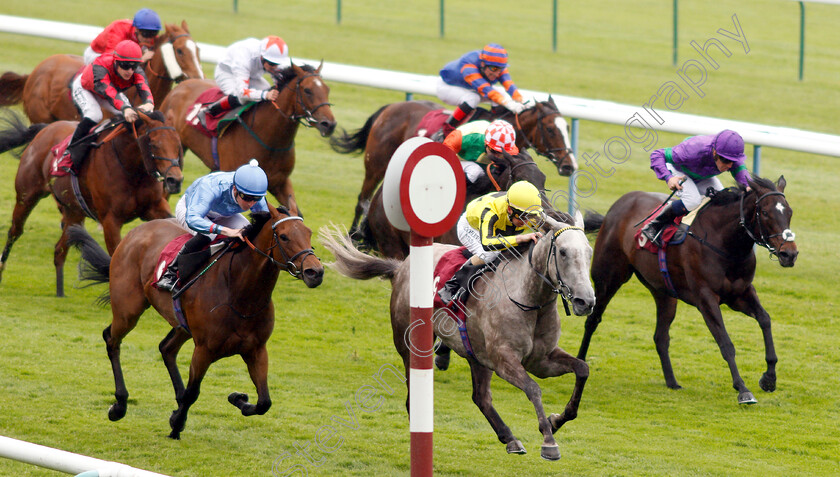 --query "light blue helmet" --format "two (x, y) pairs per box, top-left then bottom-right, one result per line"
(234, 159), (268, 197)
(133, 8), (162, 31)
